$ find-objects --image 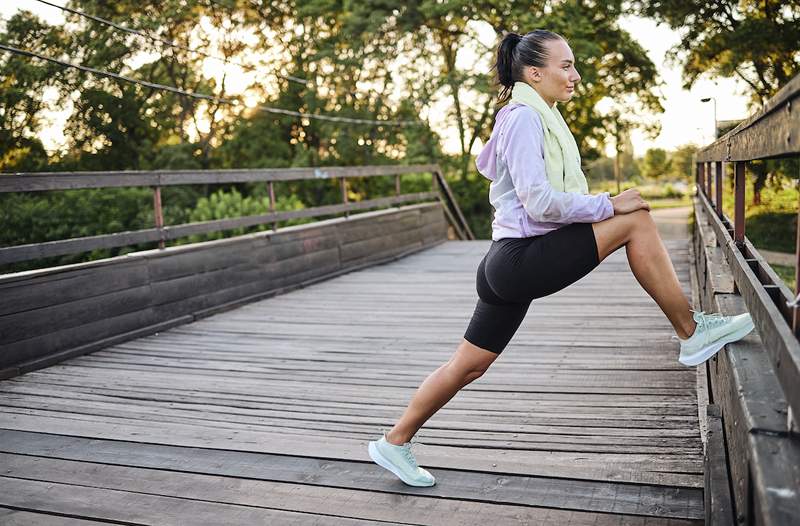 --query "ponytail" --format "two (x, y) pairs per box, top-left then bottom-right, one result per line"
(491, 29), (566, 104)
